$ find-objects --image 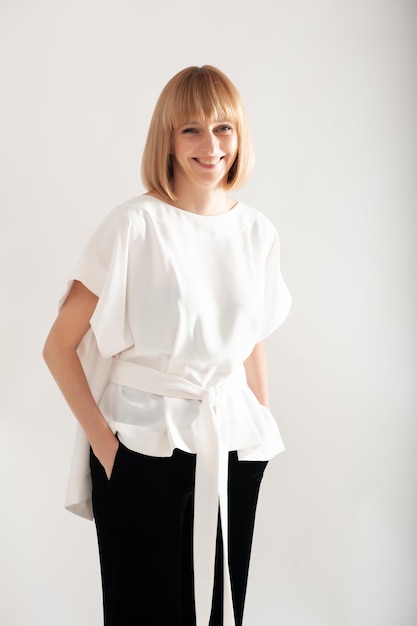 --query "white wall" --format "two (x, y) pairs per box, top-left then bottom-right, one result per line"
(1, 1), (415, 624)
